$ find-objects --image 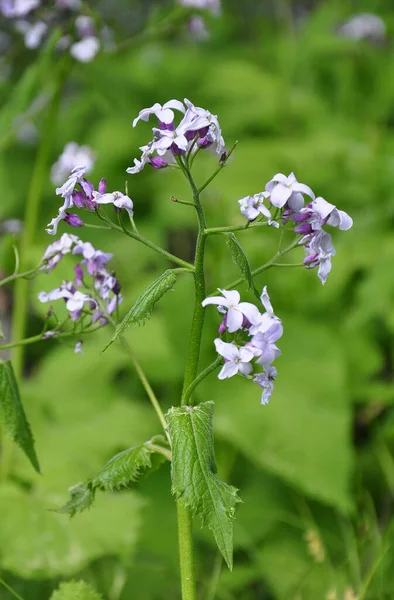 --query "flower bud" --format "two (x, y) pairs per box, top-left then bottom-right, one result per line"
(98, 178), (107, 194)
(294, 223), (313, 235)
(149, 156), (168, 169)
(64, 213), (84, 227)
(72, 190), (86, 208)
